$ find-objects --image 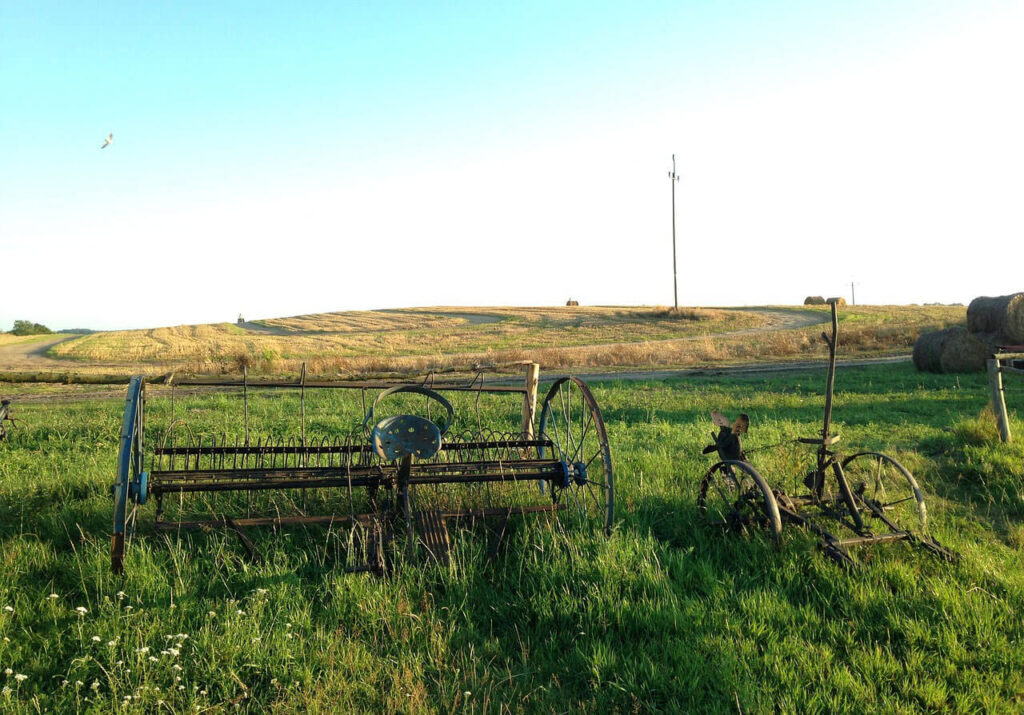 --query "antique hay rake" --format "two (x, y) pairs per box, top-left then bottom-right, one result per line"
(698, 303), (956, 566)
(111, 364), (613, 574)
